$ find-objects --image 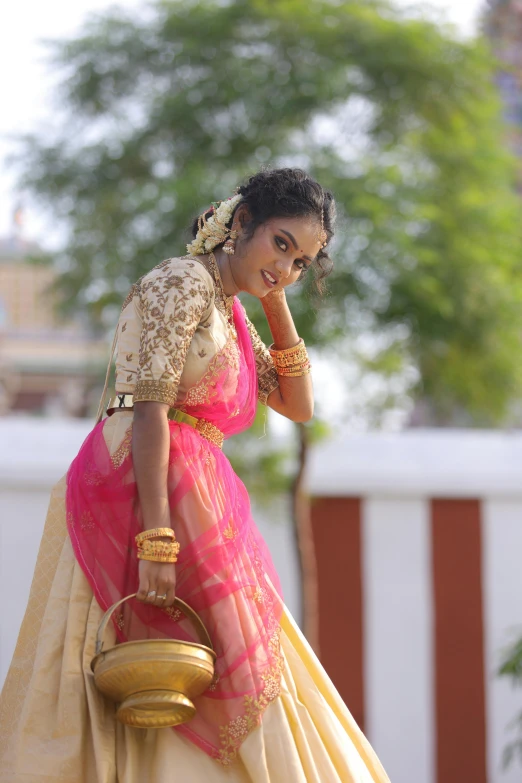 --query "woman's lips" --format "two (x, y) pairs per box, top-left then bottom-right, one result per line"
(261, 269), (277, 288)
